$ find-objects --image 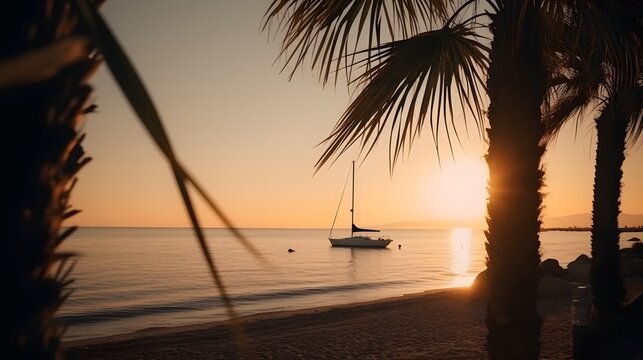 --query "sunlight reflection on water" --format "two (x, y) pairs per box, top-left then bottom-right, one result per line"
(450, 228), (475, 287)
